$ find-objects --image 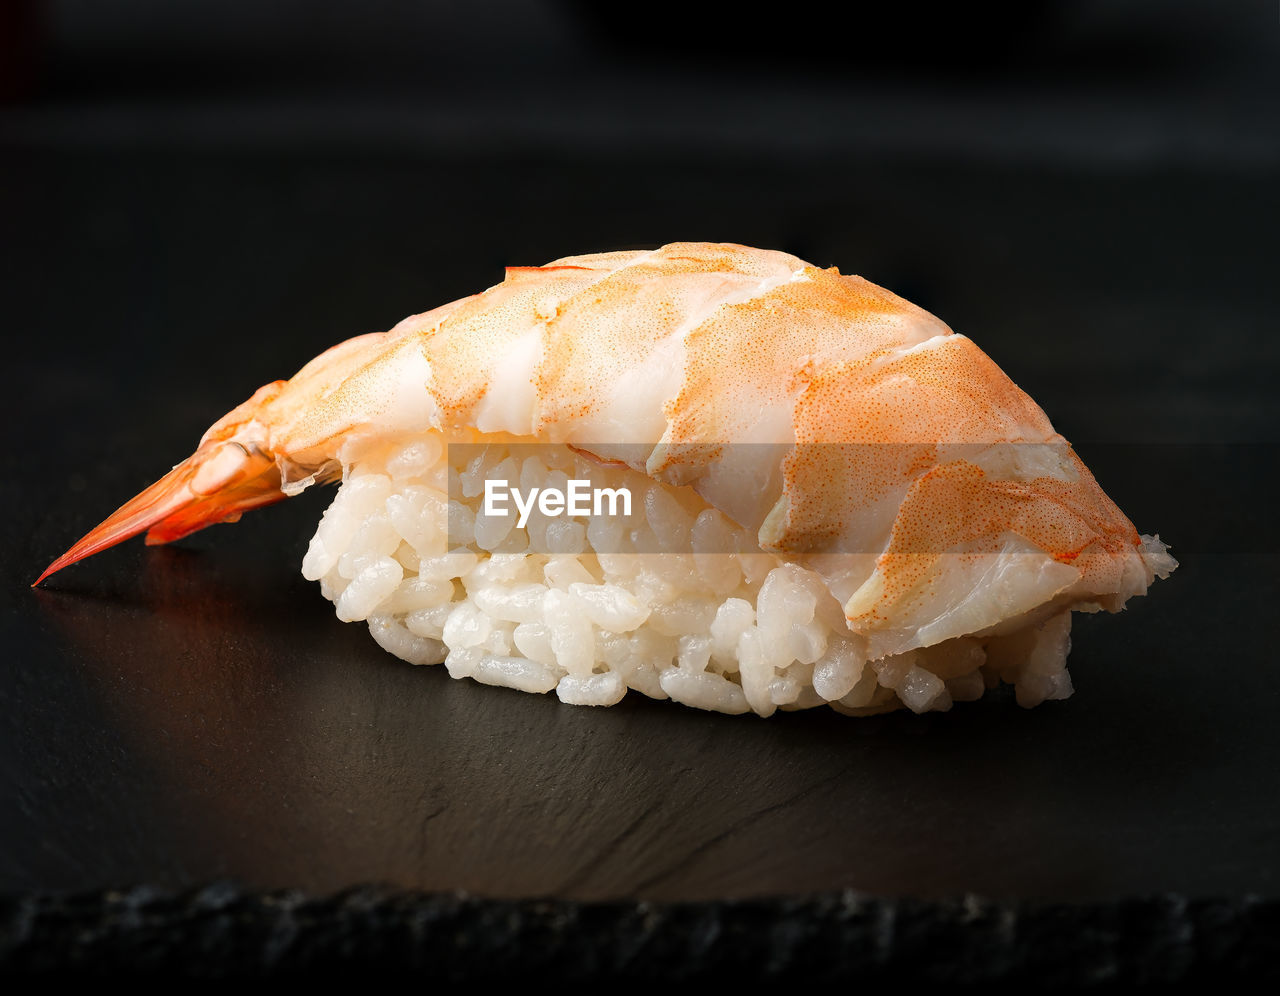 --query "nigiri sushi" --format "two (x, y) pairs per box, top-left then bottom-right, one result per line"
(36, 242), (1176, 716)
